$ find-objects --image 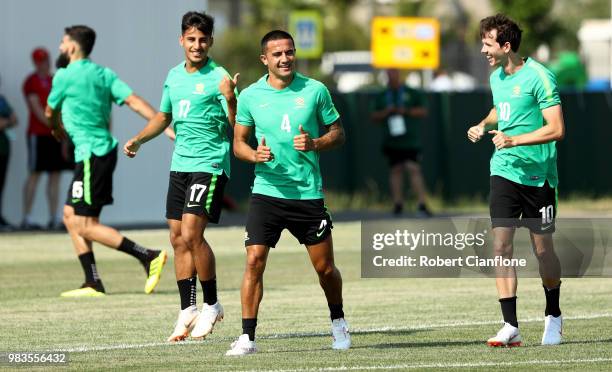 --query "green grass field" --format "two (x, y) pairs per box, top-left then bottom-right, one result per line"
(1, 222), (611, 371)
